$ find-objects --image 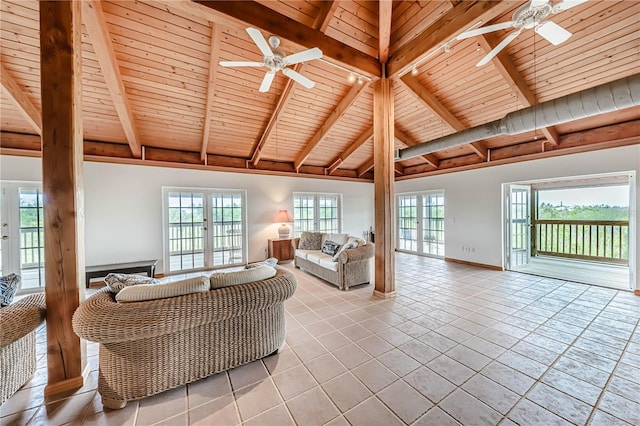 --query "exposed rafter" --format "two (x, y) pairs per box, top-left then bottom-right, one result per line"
(478, 34), (560, 146)
(387, 1), (519, 76)
(294, 82), (369, 171)
(251, 4), (336, 168)
(82, 0), (142, 158)
(250, 63), (303, 167)
(186, 0), (380, 77)
(0, 62), (42, 135)
(200, 23), (221, 162)
(326, 127), (373, 175)
(314, 0), (340, 32)
(357, 158), (374, 177)
(379, 1), (393, 64)
(399, 74), (487, 161)
(394, 126), (440, 168)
